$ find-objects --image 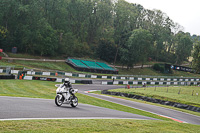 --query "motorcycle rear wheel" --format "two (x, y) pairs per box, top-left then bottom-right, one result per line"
(70, 96), (78, 107)
(55, 95), (63, 106)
